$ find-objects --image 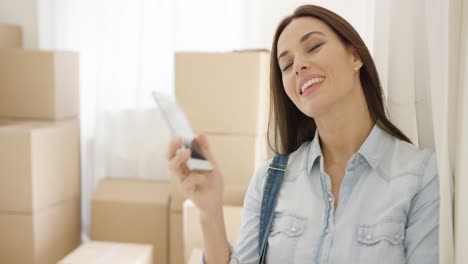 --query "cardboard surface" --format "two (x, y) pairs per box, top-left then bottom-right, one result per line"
(0, 119), (81, 212)
(91, 178), (170, 264)
(169, 212), (183, 264)
(0, 24), (22, 48)
(0, 198), (81, 264)
(183, 200), (242, 262)
(206, 134), (268, 186)
(187, 248), (203, 264)
(58, 241), (153, 264)
(175, 51), (270, 135)
(0, 49), (79, 119)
